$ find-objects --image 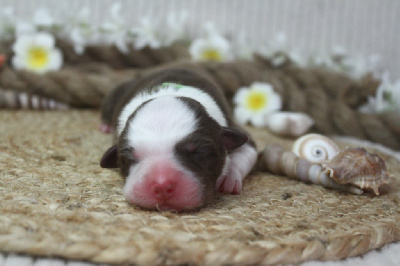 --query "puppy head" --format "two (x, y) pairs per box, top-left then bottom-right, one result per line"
(100, 96), (247, 211)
